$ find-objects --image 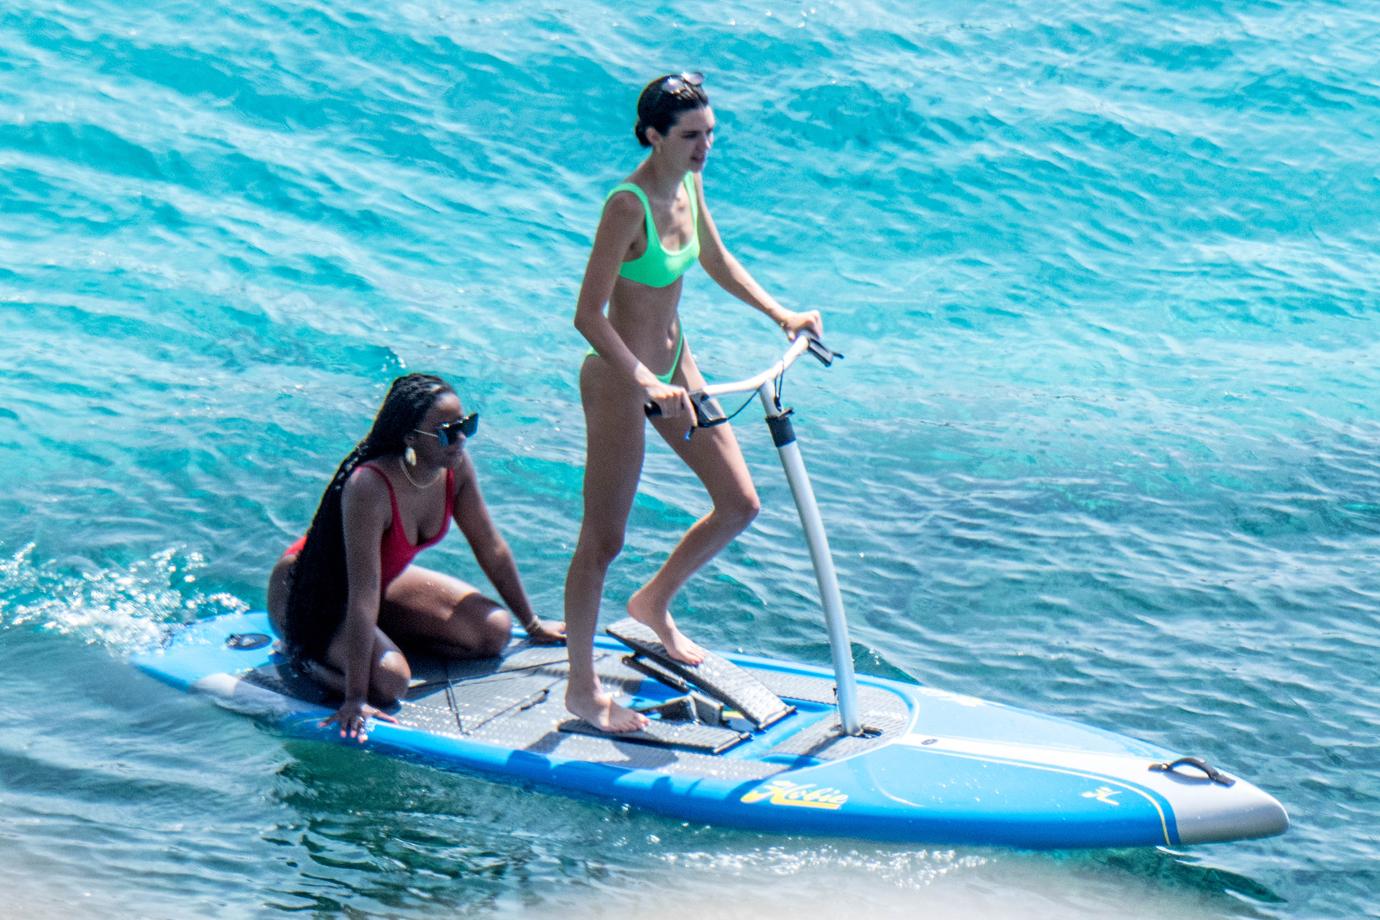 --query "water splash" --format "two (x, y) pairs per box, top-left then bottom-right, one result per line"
(0, 542), (247, 653)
